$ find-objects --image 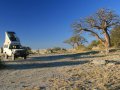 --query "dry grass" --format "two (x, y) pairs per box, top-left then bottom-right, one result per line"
(46, 63), (120, 90)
